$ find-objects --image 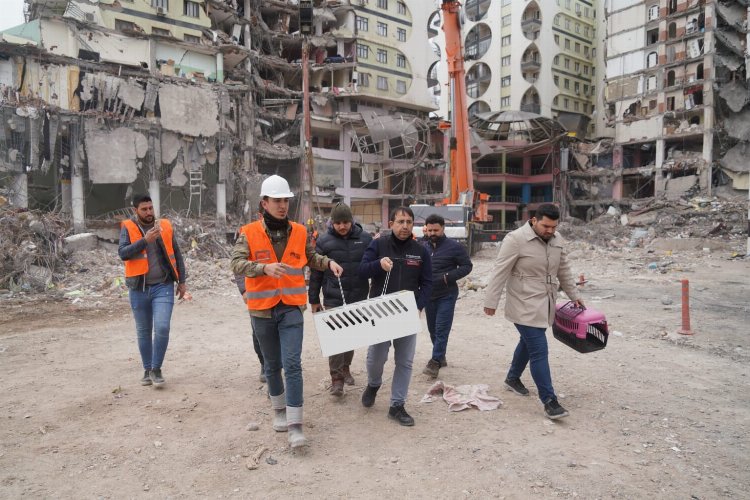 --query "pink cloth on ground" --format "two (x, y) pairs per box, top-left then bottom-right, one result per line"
(420, 381), (502, 411)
